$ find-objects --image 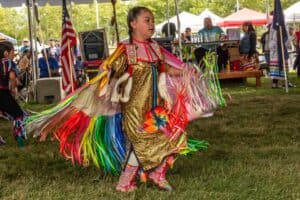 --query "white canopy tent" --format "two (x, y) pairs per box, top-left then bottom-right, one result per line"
(0, 0), (115, 7)
(155, 11), (200, 34)
(197, 9), (223, 28)
(155, 9), (223, 34)
(284, 1), (300, 23)
(0, 32), (17, 46)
